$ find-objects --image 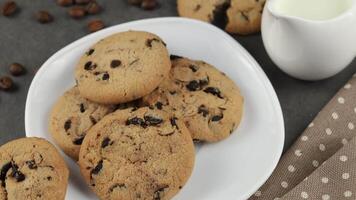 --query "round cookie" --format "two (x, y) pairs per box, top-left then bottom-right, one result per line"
(78, 107), (195, 200)
(142, 56), (244, 142)
(0, 137), (69, 200)
(75, 31), (171, 104)
(177, 0), (230, 23)
(225, 0), (266, 35)
(49, 86), (116, 160)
